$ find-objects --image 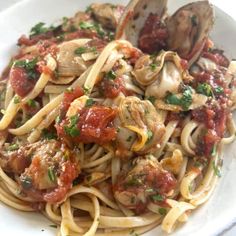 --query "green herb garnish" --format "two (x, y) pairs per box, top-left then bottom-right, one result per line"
(14, 58), (38, 80)
(212, 162), (221, 177)
(158, 208), (167, 215)
(211, 143), (217, 156)
(85, 98), (95, 107)
(42, 129), (57, 140)
(27, 99), (37, 108)
(74, 47), (87, 55)
(79, 21), (94, 29)
(64, 115), (80, 137)
(105, 70), (117, 80)
(14, 96), (20, 104)
(147, 96), (156, 105)
(30, 22), (54, 36)
(74, 46), (97, 55)
(147, 130), (153, 141)
(196, 83), (213, 97)
(150, 63), (157, 71)
(165, 86), (193, 110)
(48, 167), (56, 182)
(7, 143), (19, 151)
(152, 194), (164, 201)
(215, 86), (224, 94)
